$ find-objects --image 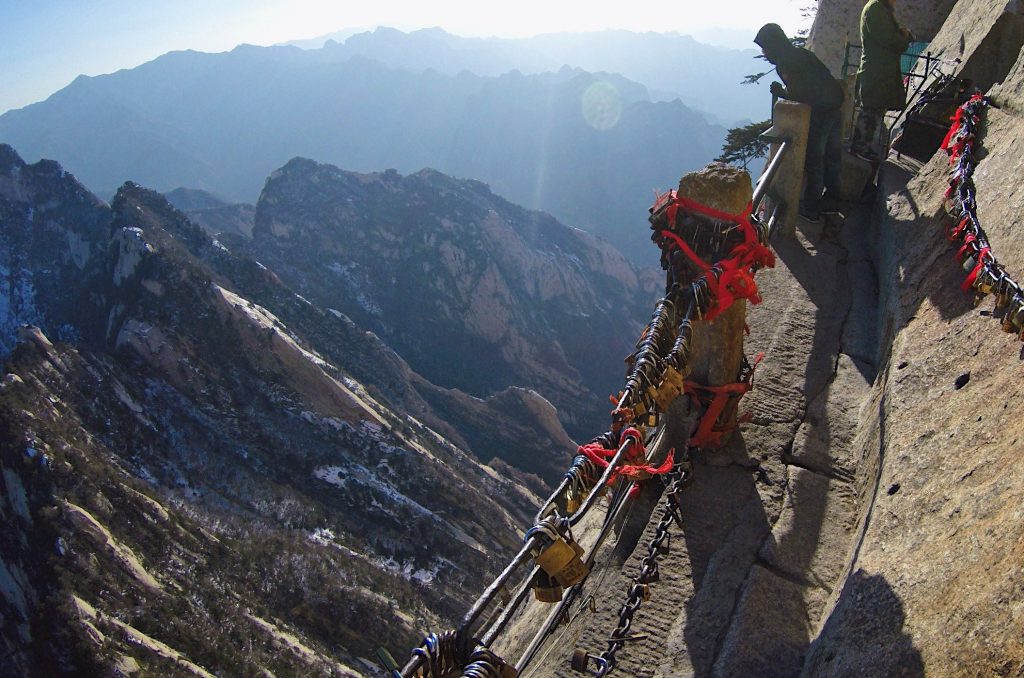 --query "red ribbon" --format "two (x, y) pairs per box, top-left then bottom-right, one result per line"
(576, 428), (675, 494)
(684, 352), (763, 449)
(657, 198), (775, 322)
(947, 216), (969, 241)
(962, 247), (991, 292)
